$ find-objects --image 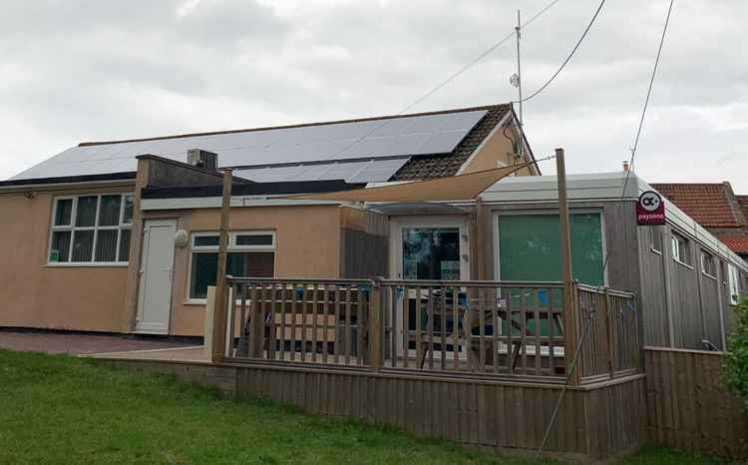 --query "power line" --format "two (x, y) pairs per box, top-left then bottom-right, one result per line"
(519, 0), (607, 104)
(536, 1), (675, 456)
(628, 0), (675, 172)
(399, 0), (563, 116)
(601, 0), (675, 275)
(314, 0), (564, 163)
